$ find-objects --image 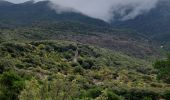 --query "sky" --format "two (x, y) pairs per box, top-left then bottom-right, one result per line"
(6, 0), (40, 3)
(6, 0), (159, 22)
